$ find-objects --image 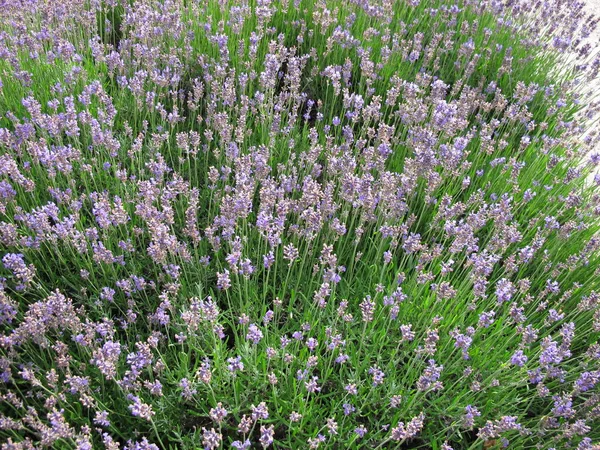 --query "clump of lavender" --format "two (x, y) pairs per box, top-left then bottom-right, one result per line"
(1, 0), (600, 449)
